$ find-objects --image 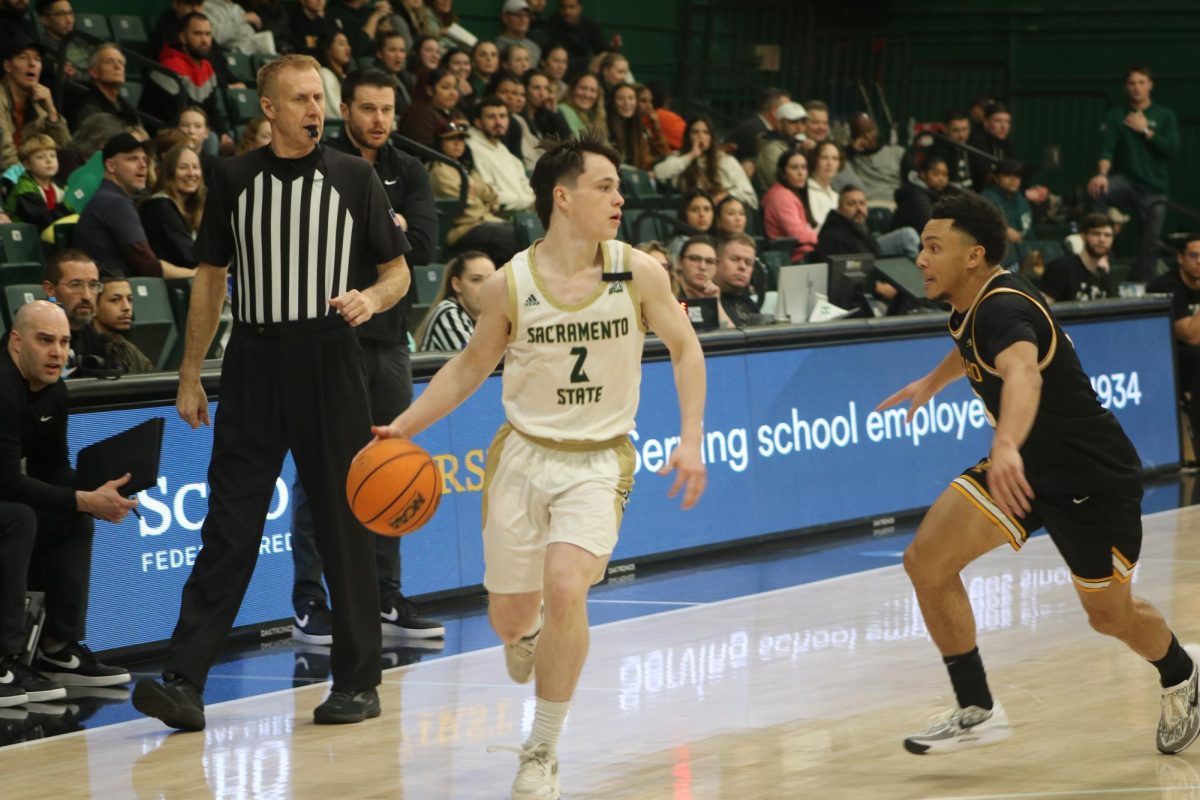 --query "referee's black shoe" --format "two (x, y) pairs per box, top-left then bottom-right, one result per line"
(132, 673), (205, 731)
(313, 688), (381, 724)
